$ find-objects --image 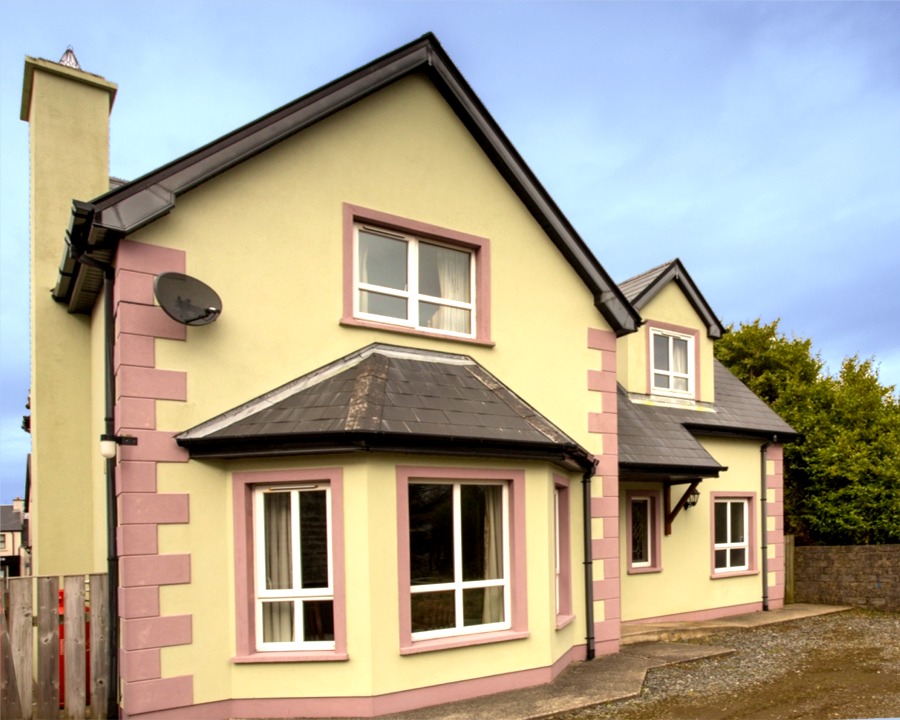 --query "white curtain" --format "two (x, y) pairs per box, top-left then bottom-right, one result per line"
(431, 247), (470, 334)
(672, 338), (688, 375)
(263, 493), (293, 642)
(482, 486), (504, 623)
